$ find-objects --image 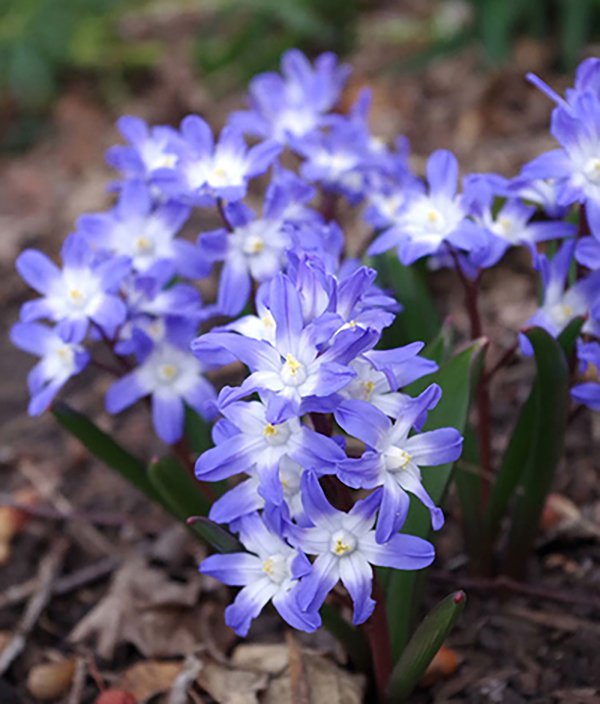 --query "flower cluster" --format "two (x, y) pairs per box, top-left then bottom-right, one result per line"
(11, 48), (600, 637)
(195, 267), (460, 634)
